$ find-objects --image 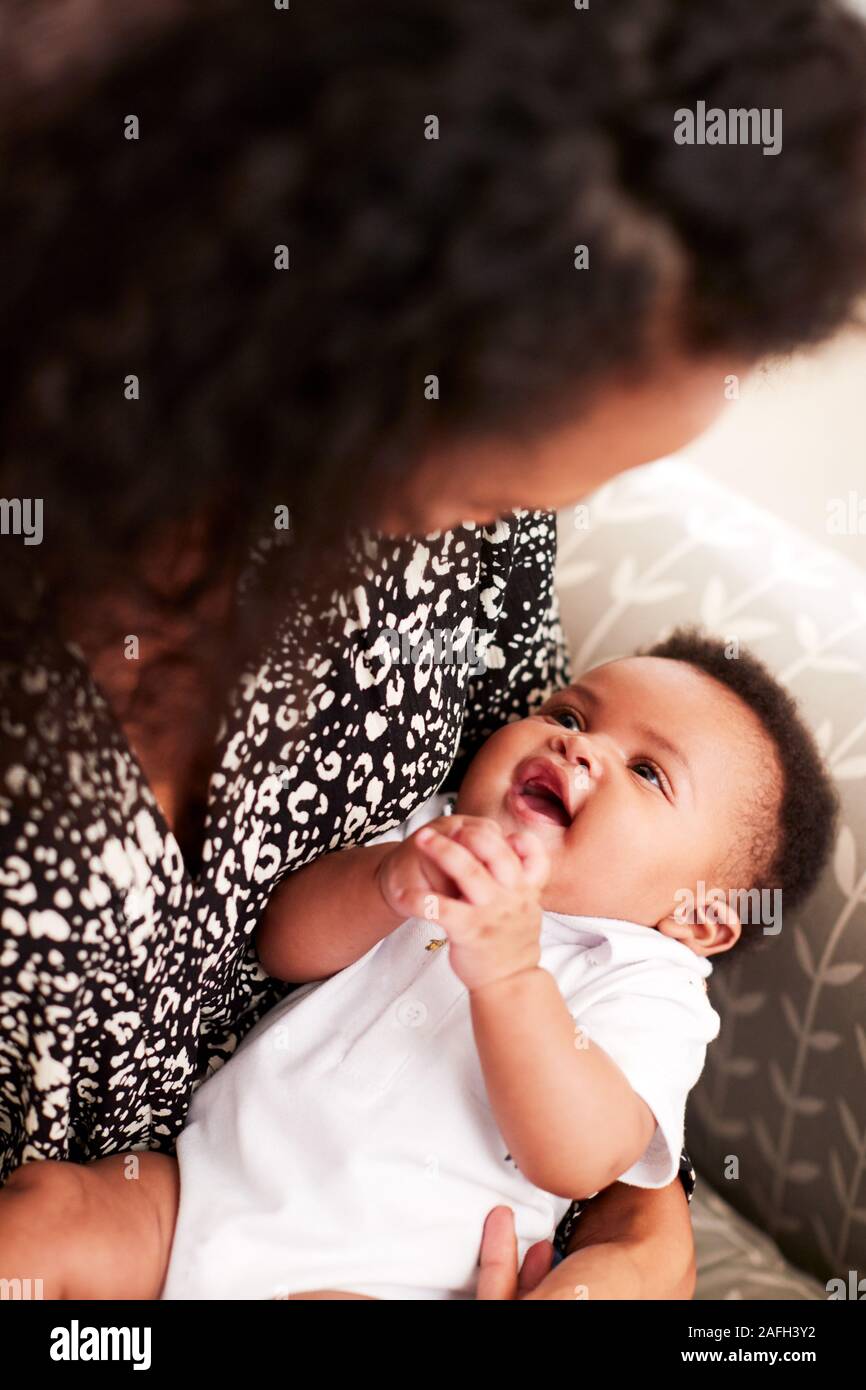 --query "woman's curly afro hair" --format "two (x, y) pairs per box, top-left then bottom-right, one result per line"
(1, 0), (866, 630)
